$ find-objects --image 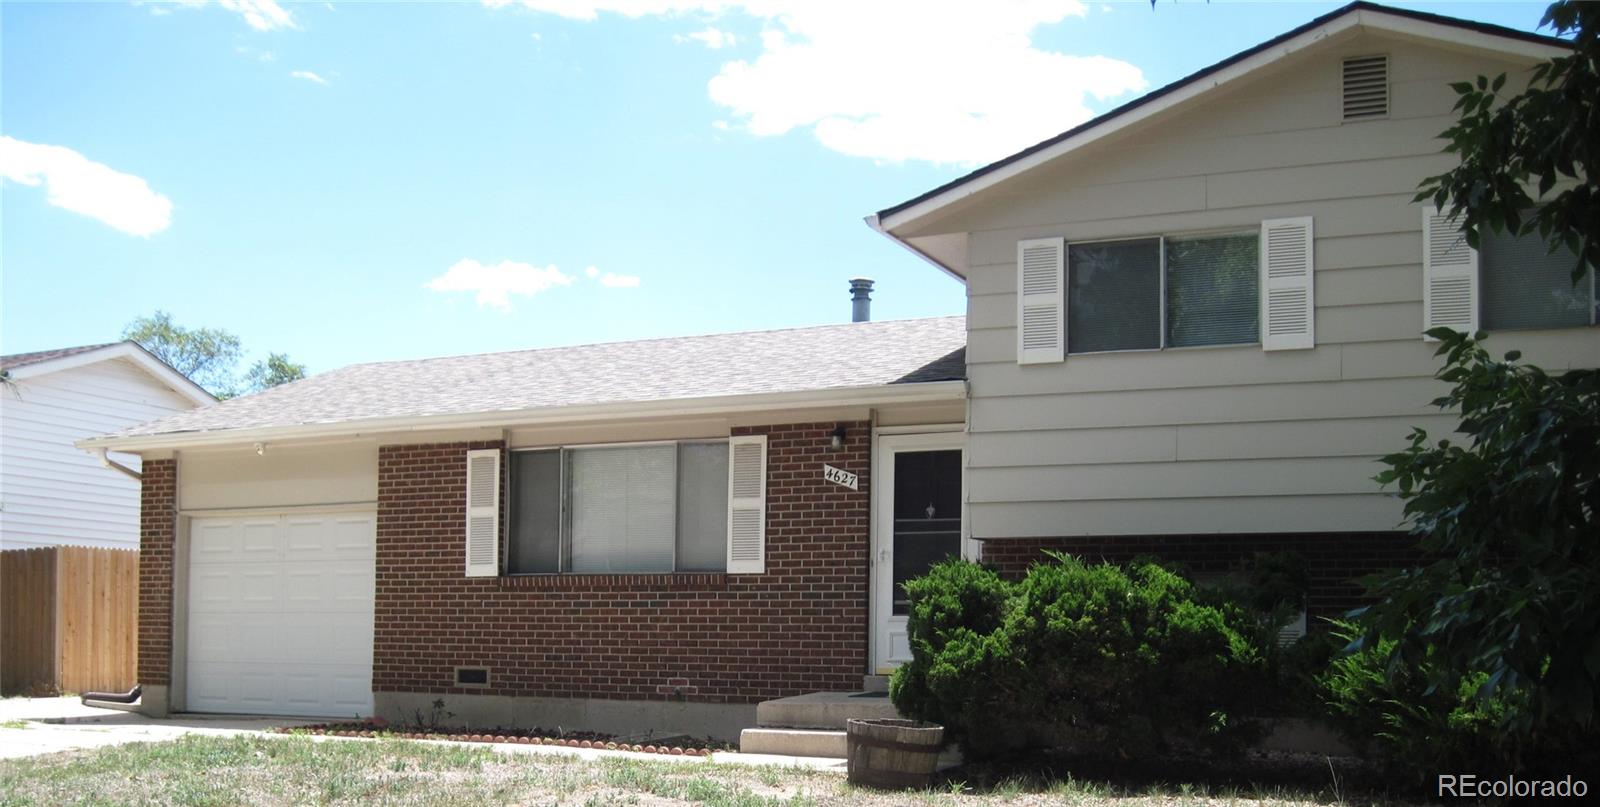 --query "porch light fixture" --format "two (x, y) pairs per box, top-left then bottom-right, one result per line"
(830, 424), (848, 449)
